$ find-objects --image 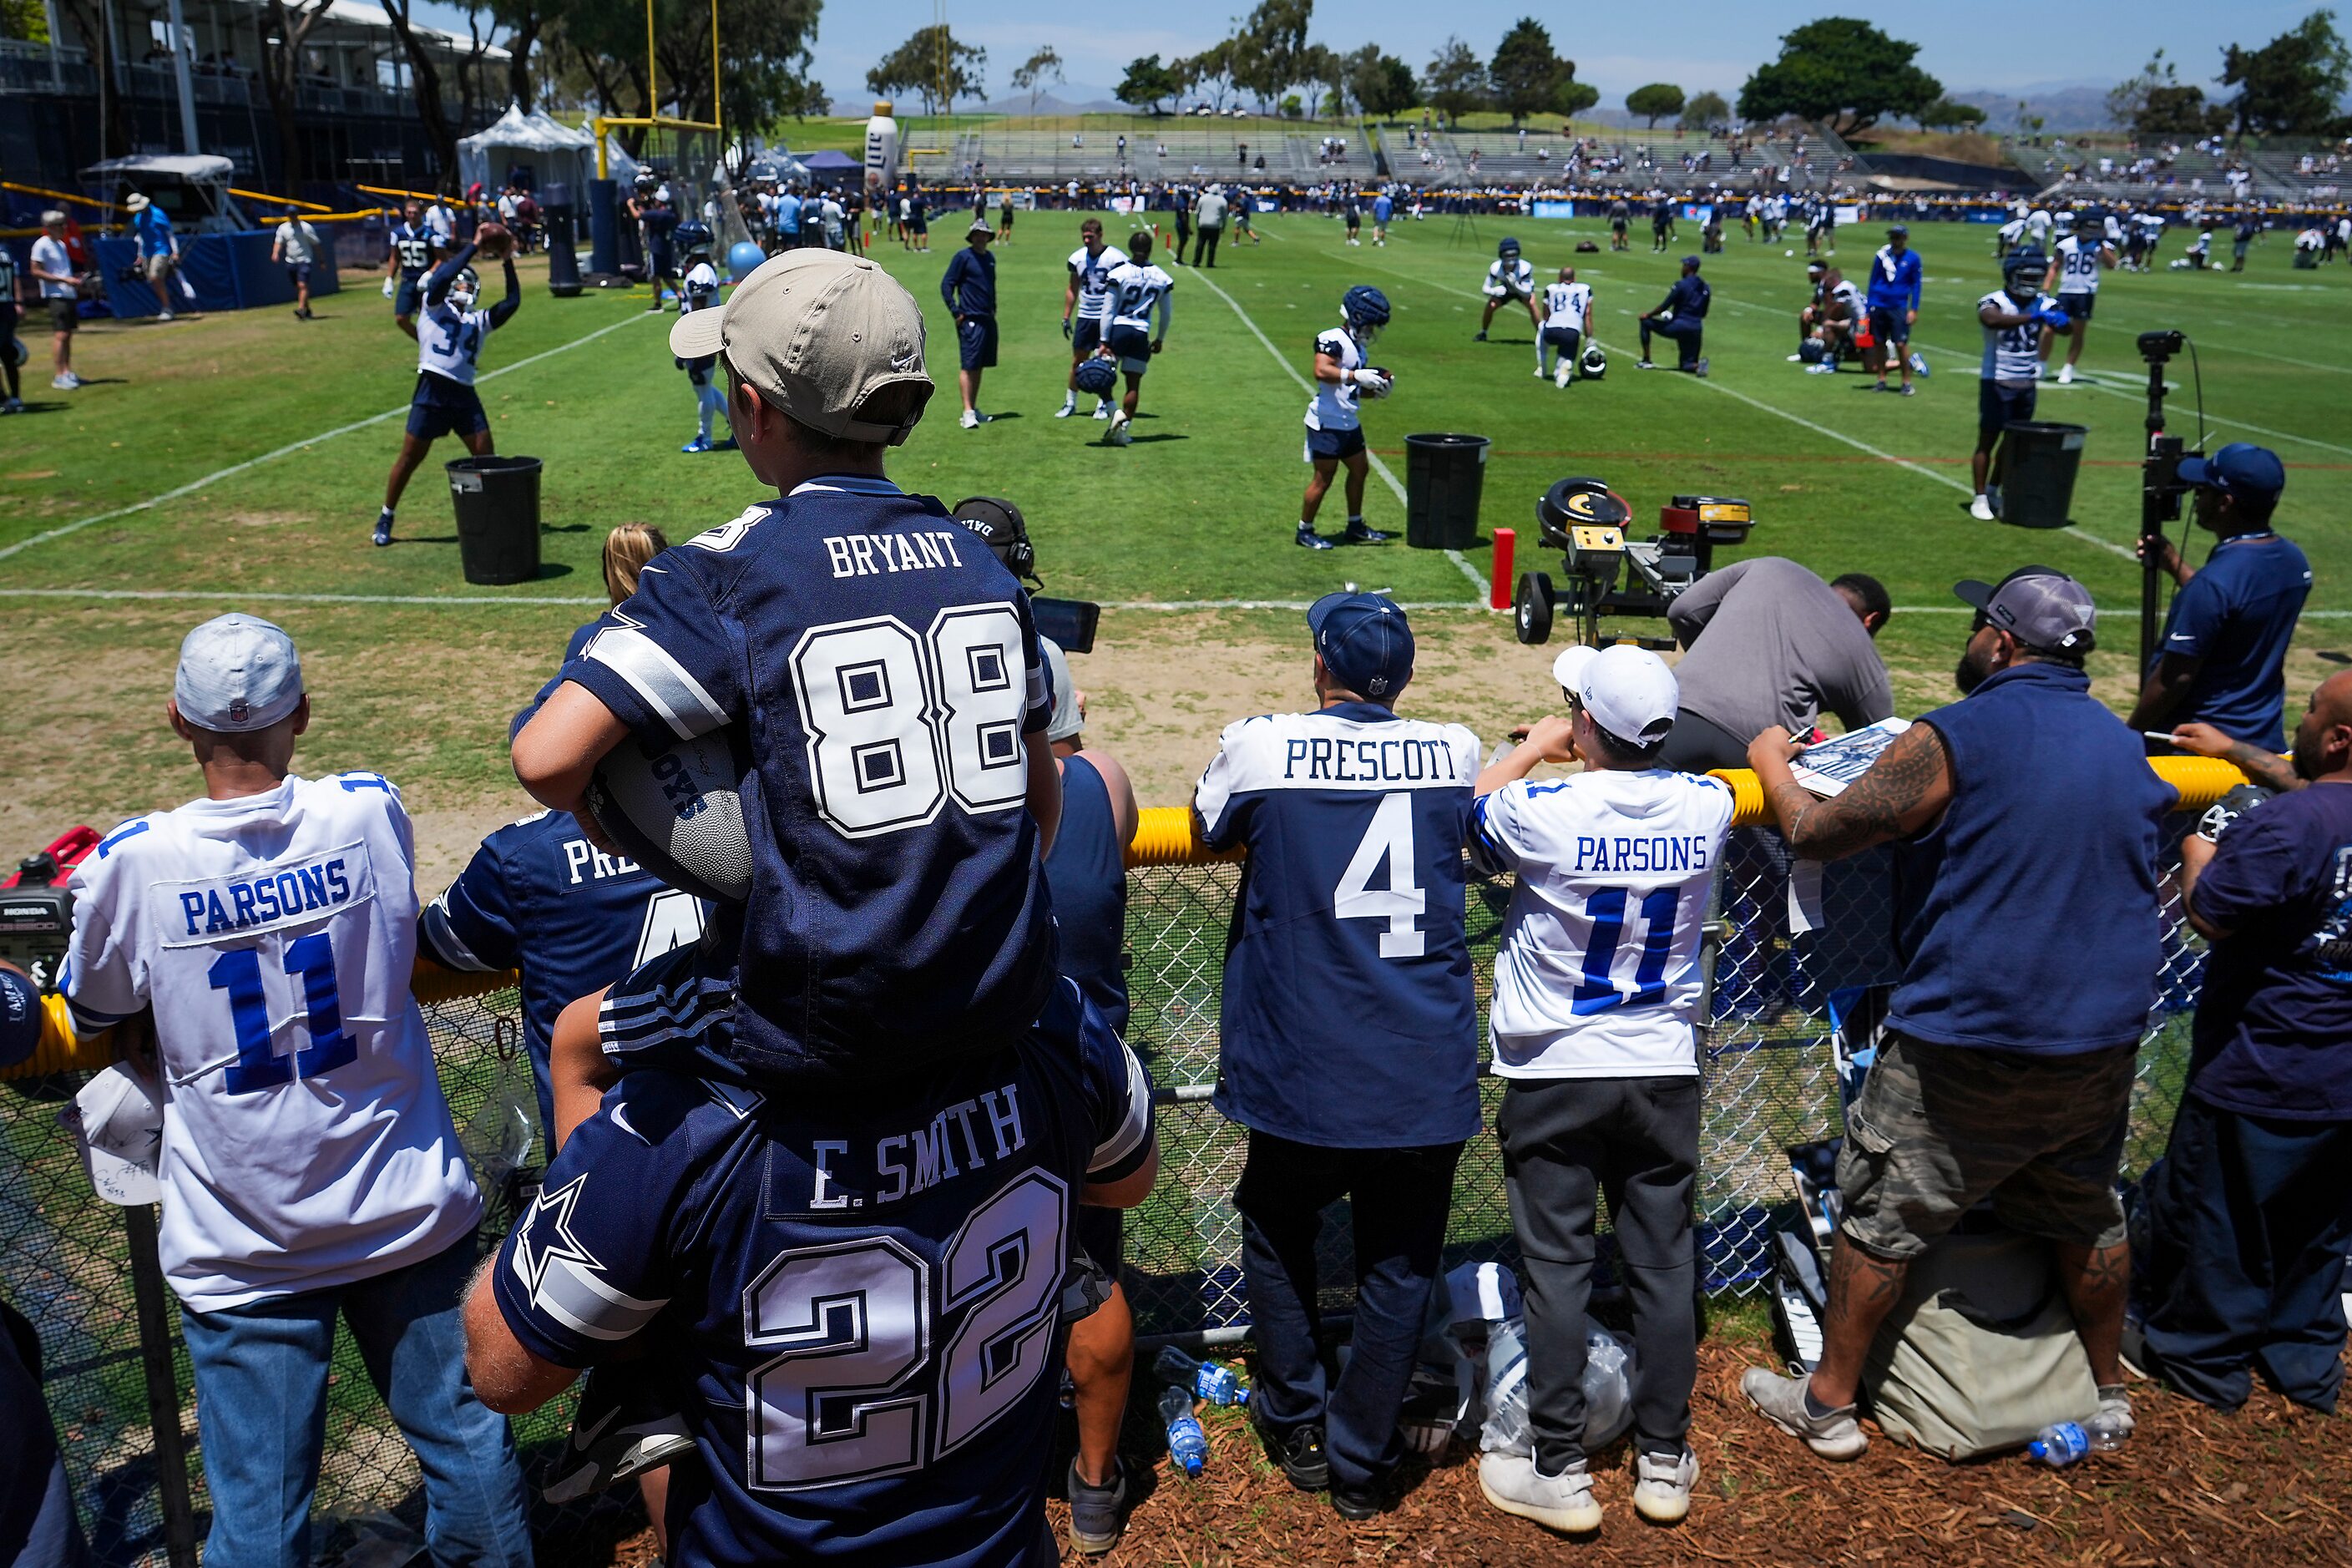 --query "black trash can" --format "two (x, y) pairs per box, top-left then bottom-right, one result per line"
(446, 456), (544, 584)
(2000, 421), (2087, 529)
(1404, 432), (1490, 549)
